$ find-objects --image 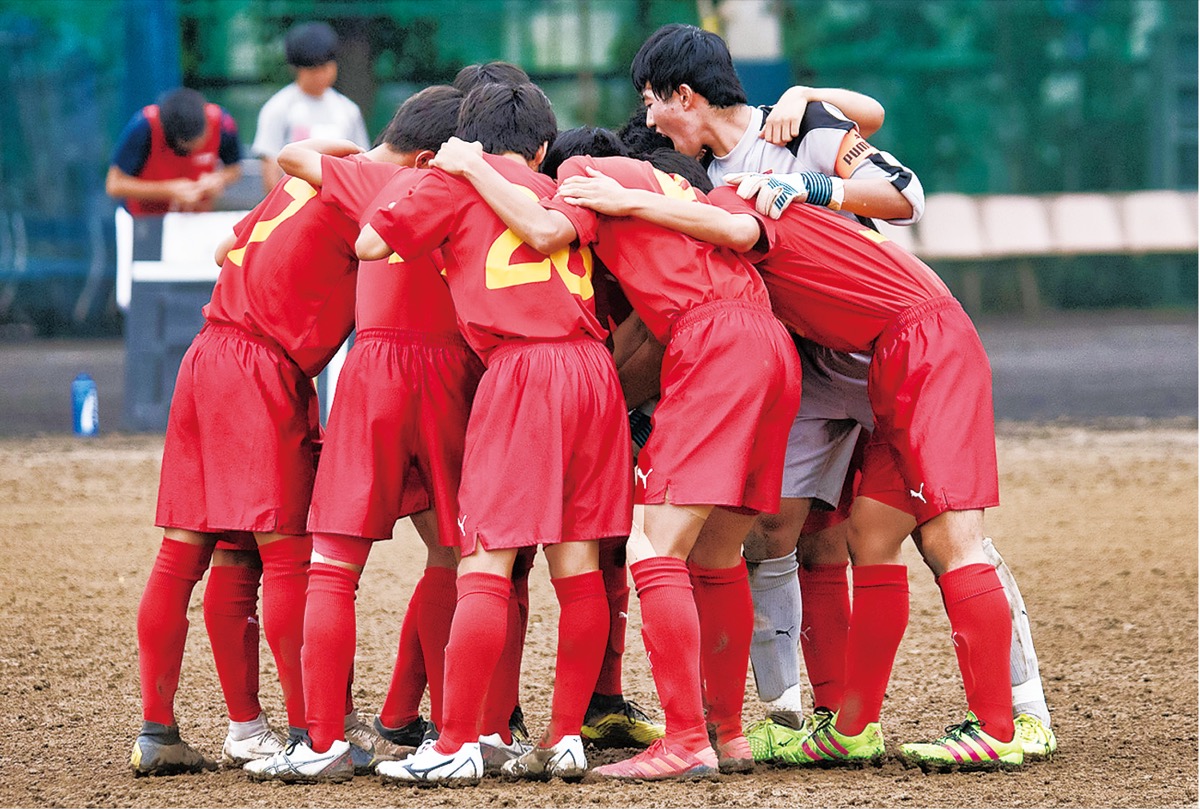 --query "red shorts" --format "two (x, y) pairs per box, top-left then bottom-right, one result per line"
(307, 329), (483, 543)
(637, 300), (801, 513)
(858, 296), (1000, 524)
(156, 324), (320, 535)
(457, 339), (633, 555)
